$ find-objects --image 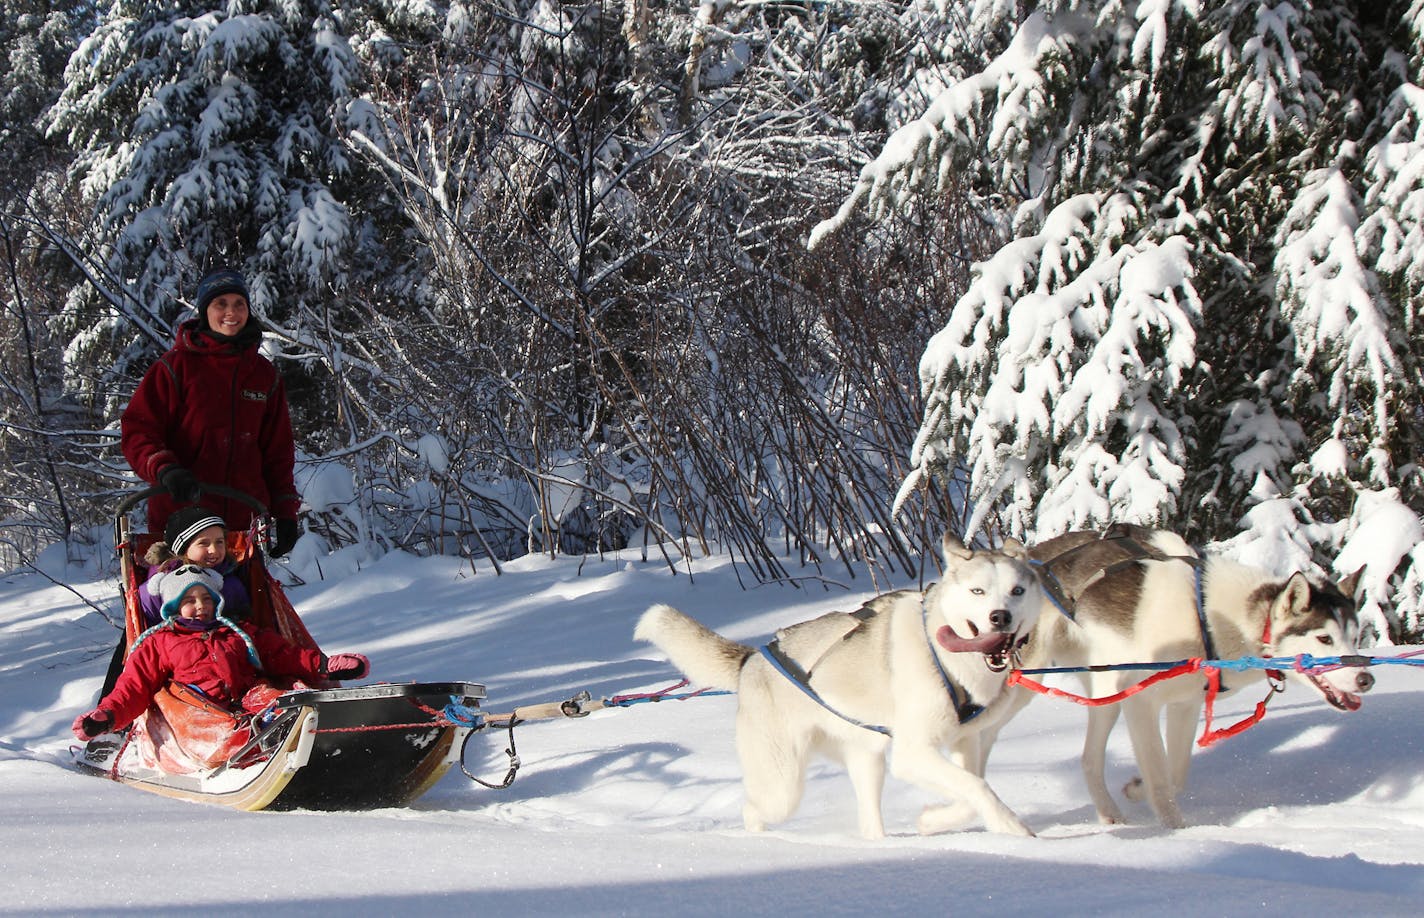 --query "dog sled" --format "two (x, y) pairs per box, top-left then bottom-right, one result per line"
(73, 485), (487, 811)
